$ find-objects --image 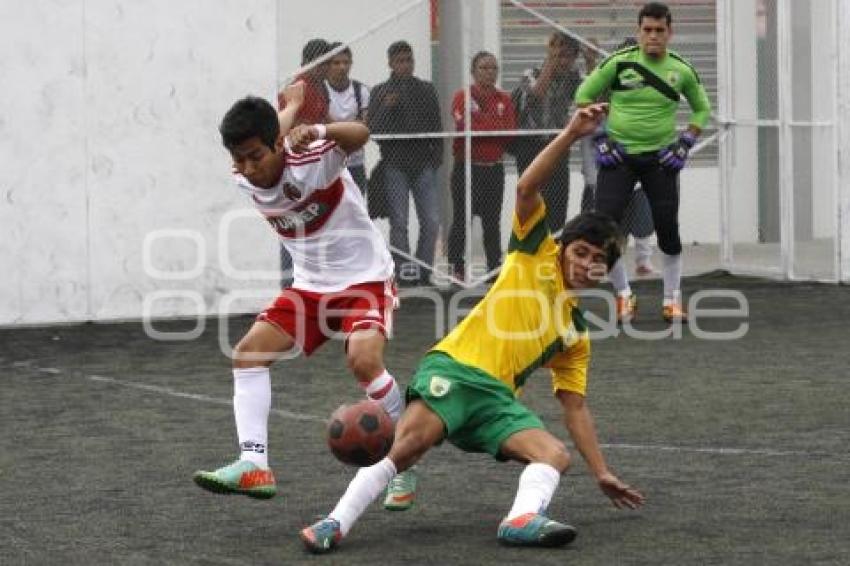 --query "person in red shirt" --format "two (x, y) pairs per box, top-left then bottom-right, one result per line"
(448, 51), (516, 279)
(278, 38), (331, 126)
